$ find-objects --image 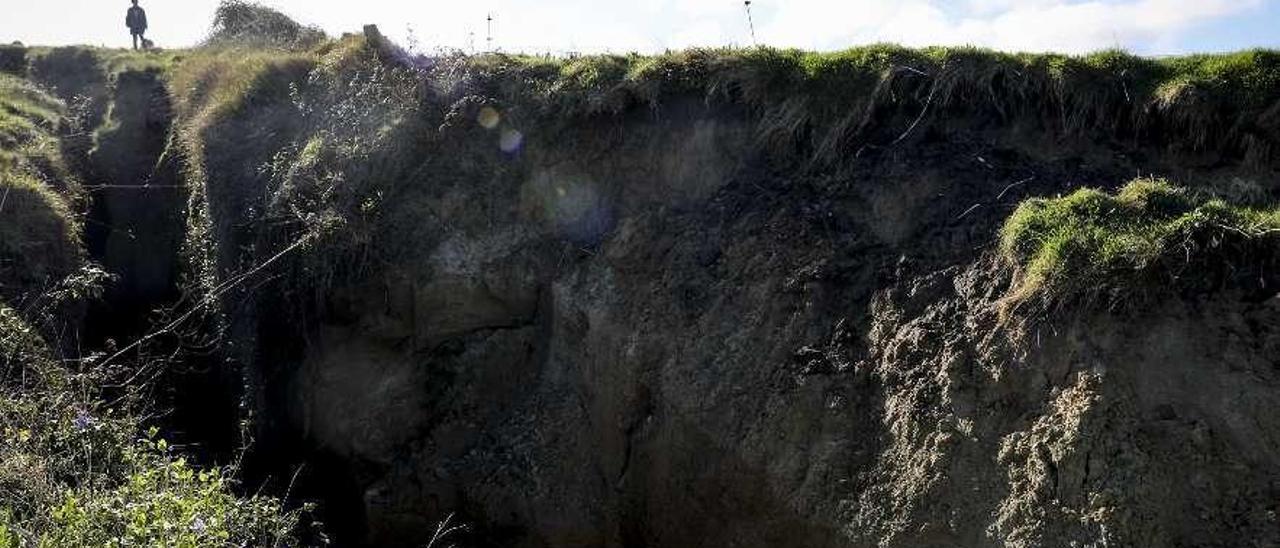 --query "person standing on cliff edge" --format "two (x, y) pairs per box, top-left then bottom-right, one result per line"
(126, 0), (148, 50)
